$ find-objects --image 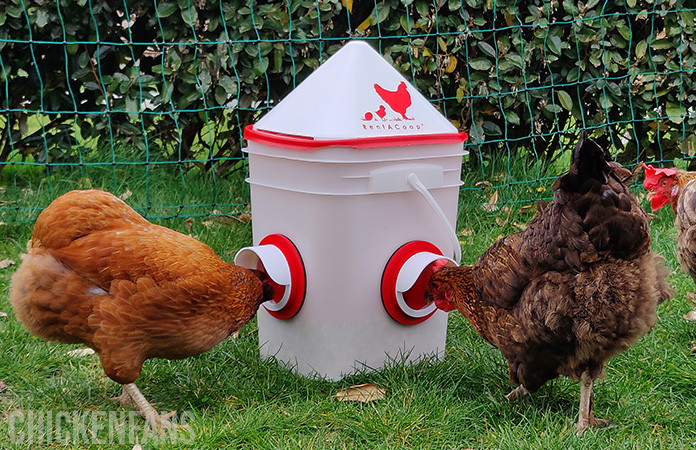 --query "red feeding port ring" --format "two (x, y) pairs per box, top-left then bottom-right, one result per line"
(234, 234), (306, 320)
(381, 241), (452, 325)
